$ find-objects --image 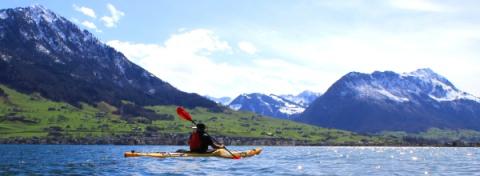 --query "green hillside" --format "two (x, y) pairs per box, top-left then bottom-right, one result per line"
(0, 84), (387, 145)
